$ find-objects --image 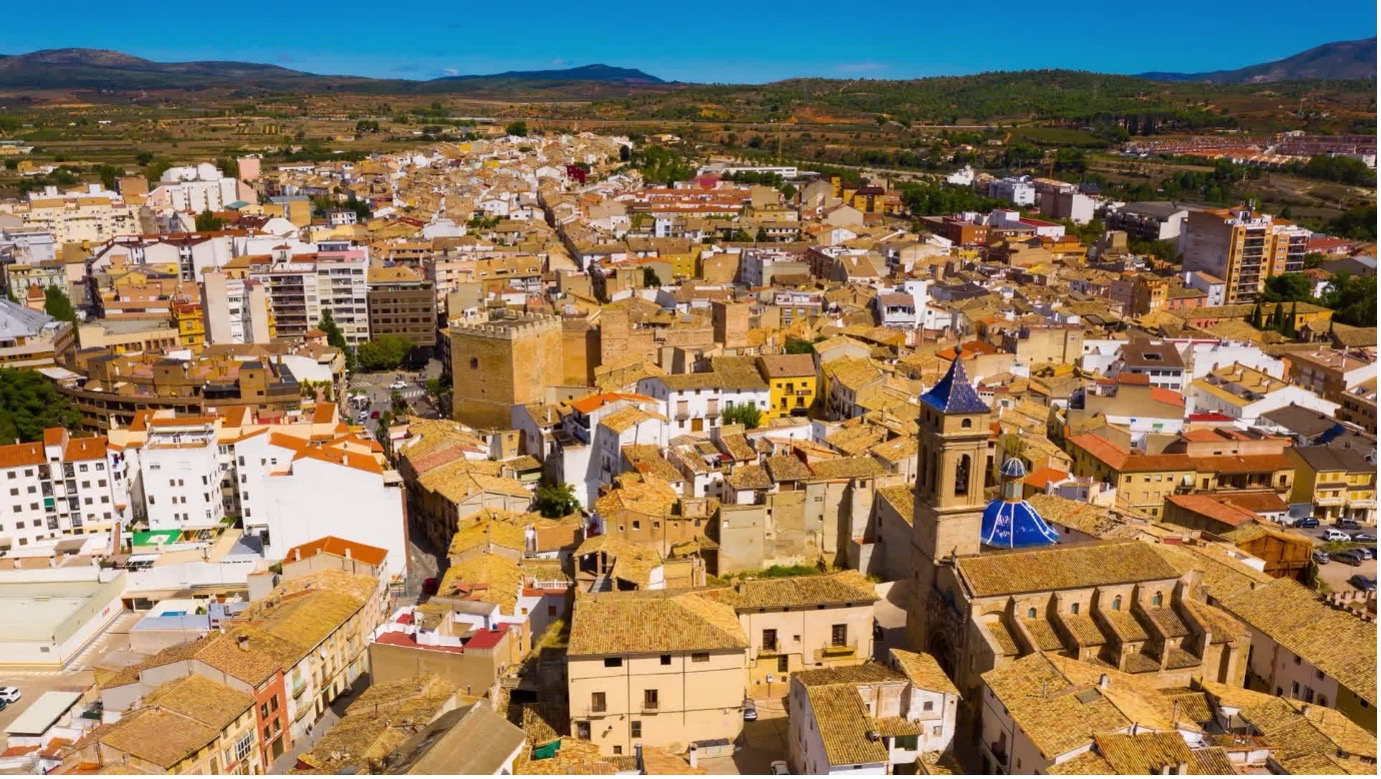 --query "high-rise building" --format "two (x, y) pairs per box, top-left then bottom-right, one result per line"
(202, 270), (273, 345)
(249, 243), (369, 344)
(366, 265), (436, 352)
(1179, 206), (1309, 304)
